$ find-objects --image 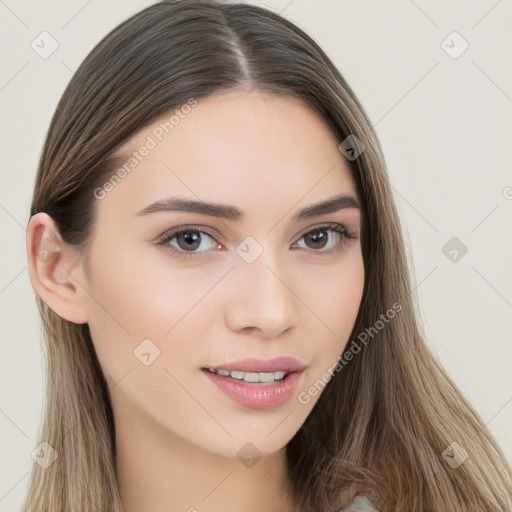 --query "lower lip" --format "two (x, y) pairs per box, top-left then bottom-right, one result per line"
(202, 370), (302, 410)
